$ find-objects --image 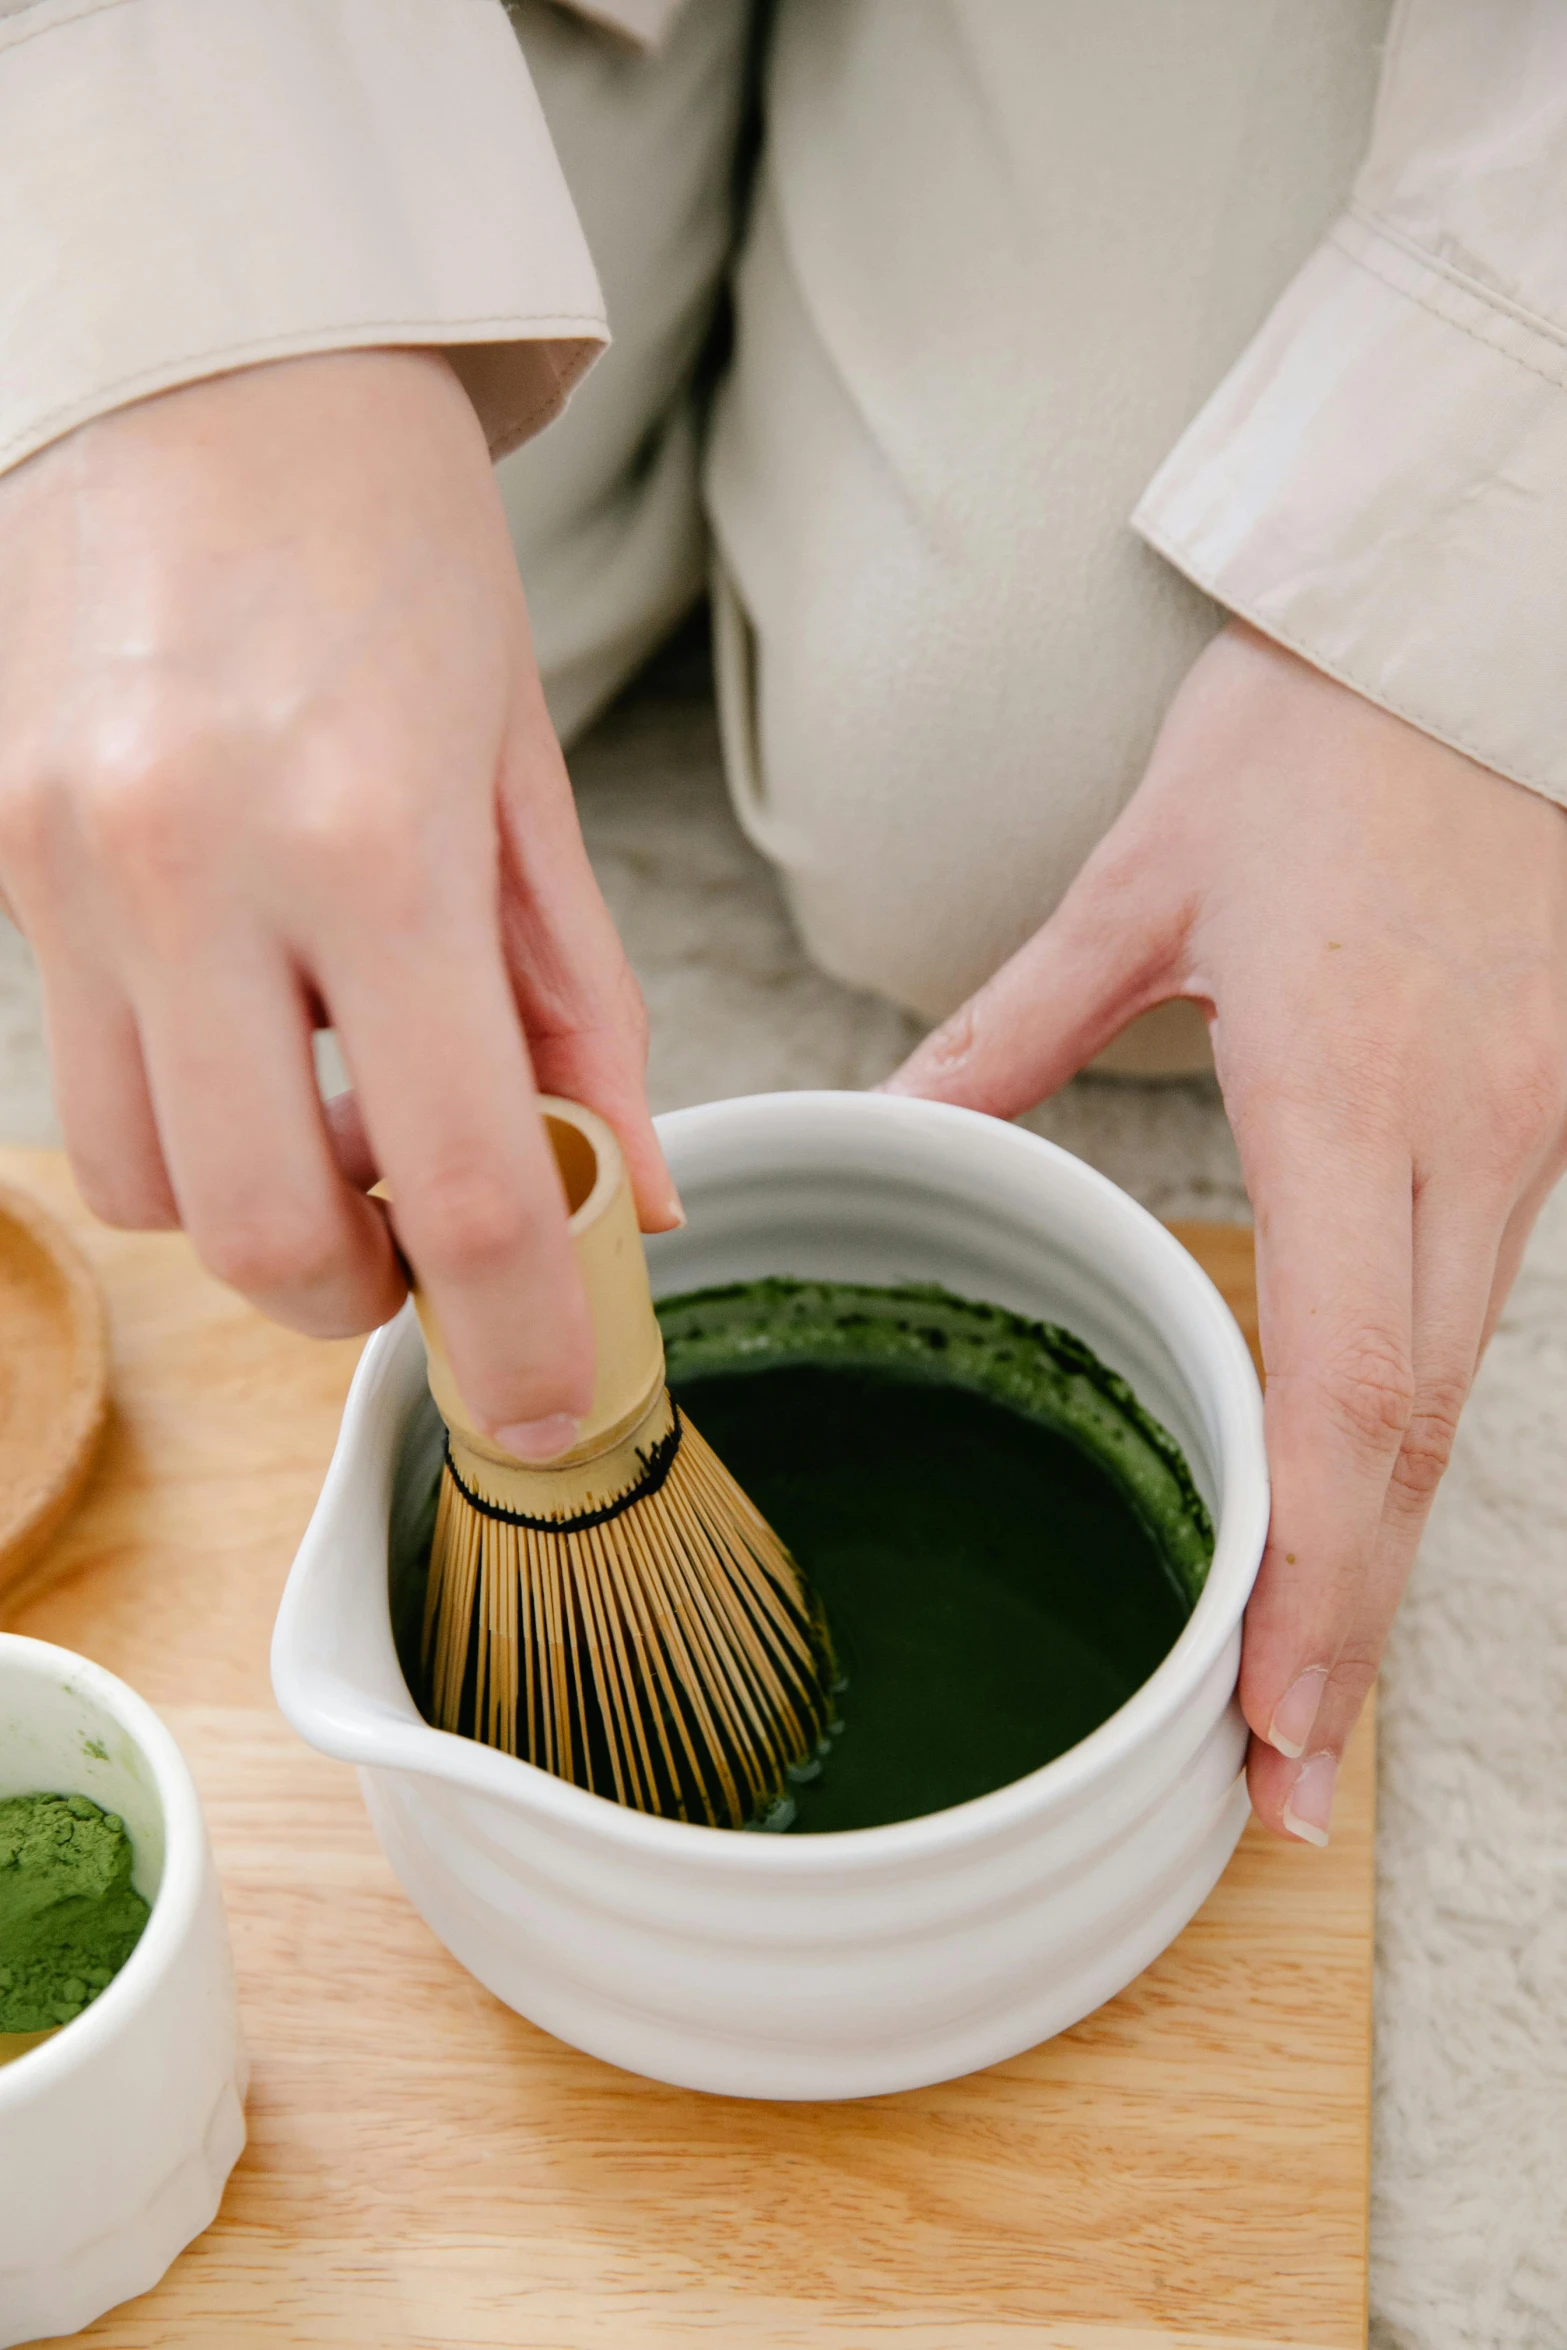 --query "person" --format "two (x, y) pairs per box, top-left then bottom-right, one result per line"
(0, 0), (1563, 1854)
